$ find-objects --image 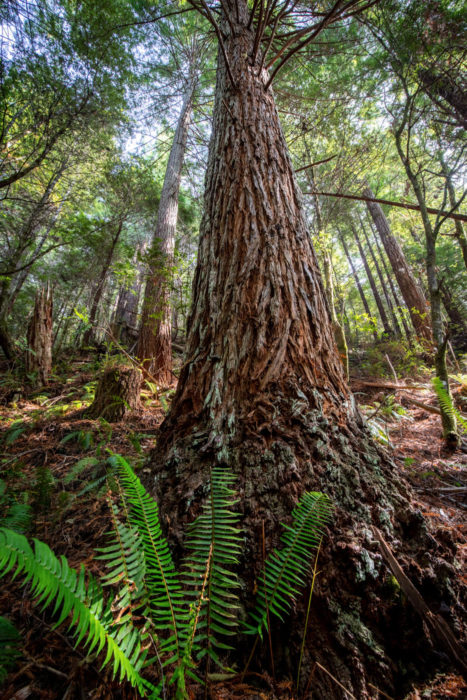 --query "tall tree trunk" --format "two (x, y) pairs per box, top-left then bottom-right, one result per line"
(394, 129), (457, 444)
(351, 221), (393, 336)
(83, 220), (123, 347)
(6, 197), (66, 315)
(363, 185), (432, 340)
(339, 229), (378, 340)
(137, 80), (195, 385)
(305, 157), (349, 377)
(366, 211), (413, 341)
(54, 286), (85, 352)
(358, 214), (402, 337)
(147, 9), (462, 697)
(25, 285), (53, 385)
